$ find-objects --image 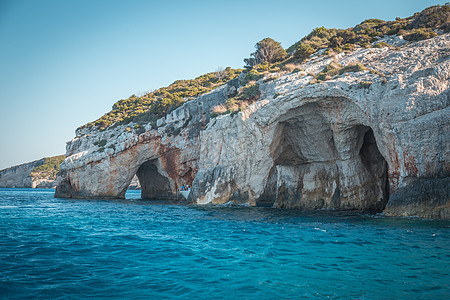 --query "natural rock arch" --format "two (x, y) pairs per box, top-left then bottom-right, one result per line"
(134, 159), (175, 200)
(257, 101), (389, 211)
